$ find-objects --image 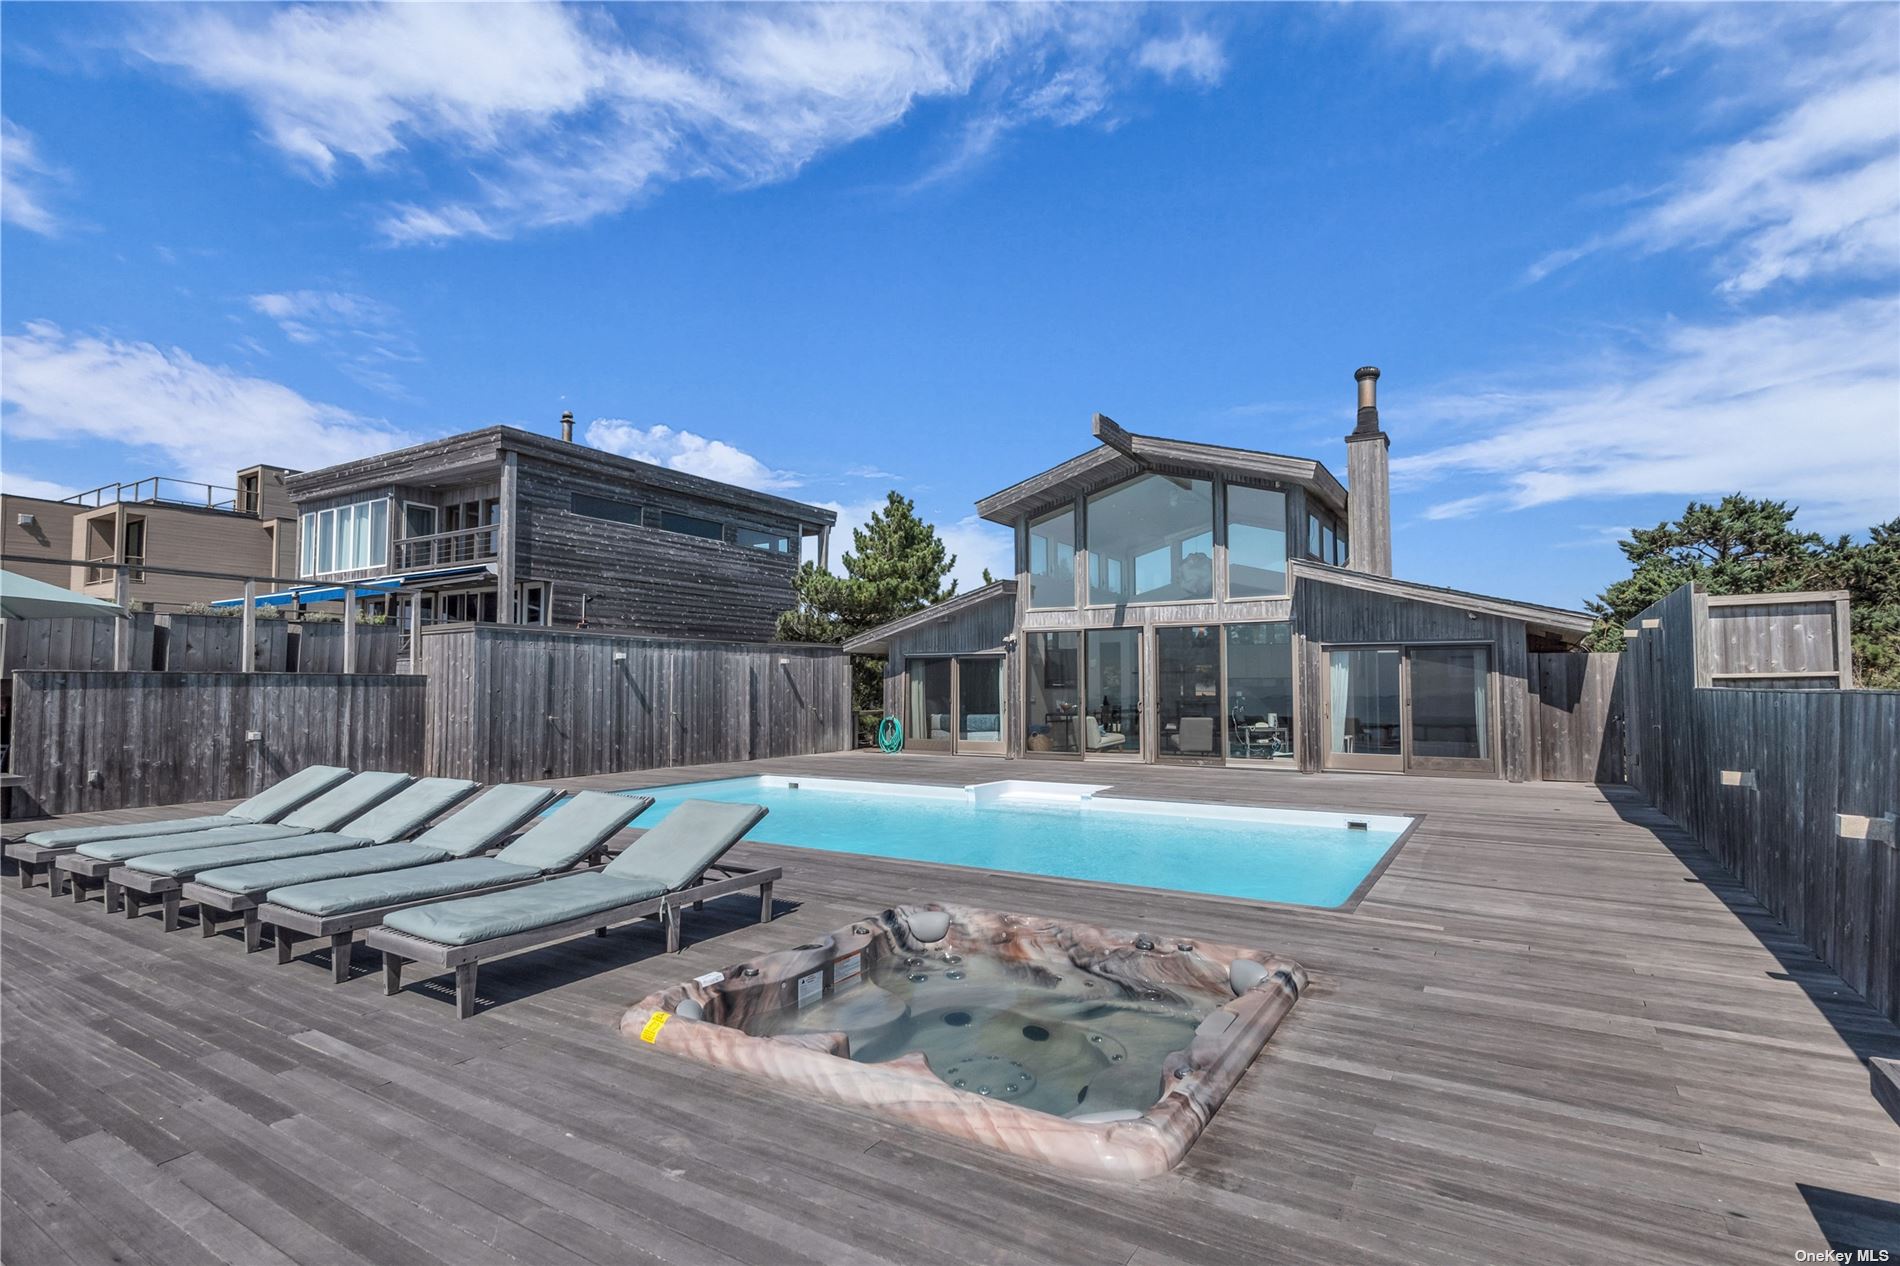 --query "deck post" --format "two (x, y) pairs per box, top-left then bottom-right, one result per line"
(454, 961), (478, 1018)
(111, 566), (133, 669)
(342, 584), (358, 673)
(240, 579), (257, 674)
